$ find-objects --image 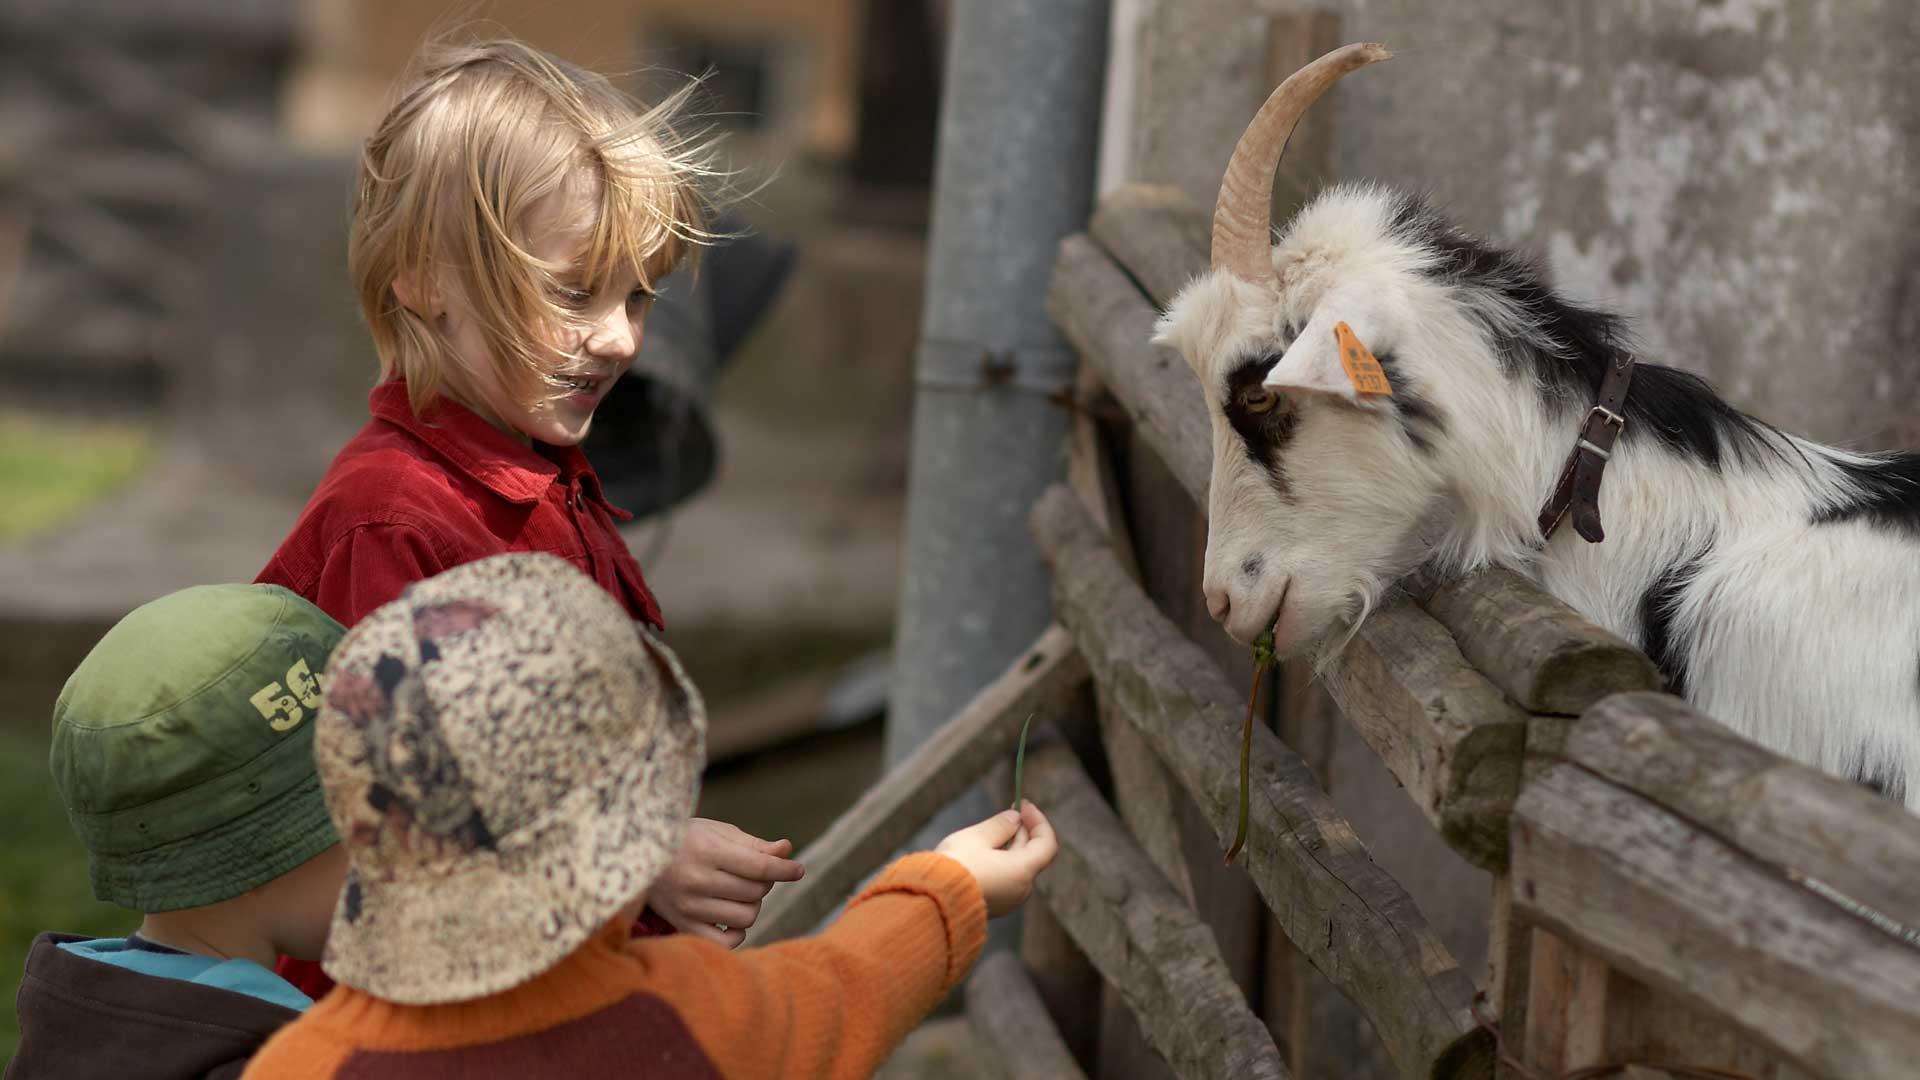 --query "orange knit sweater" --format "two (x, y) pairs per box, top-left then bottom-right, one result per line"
(239, 852), (986, 1079)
